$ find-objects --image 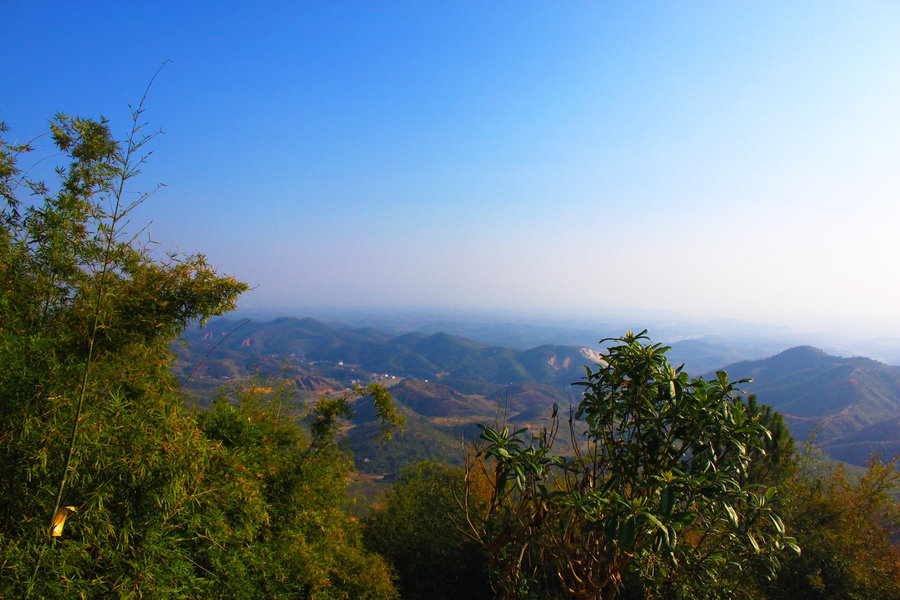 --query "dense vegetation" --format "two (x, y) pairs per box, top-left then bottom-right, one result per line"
(1, 103), (898, 599)
(361, 461), (492, 600)
(464, 332), (797, 599)
(362, 339), (900, 599)
(0, 106), (400, 598)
